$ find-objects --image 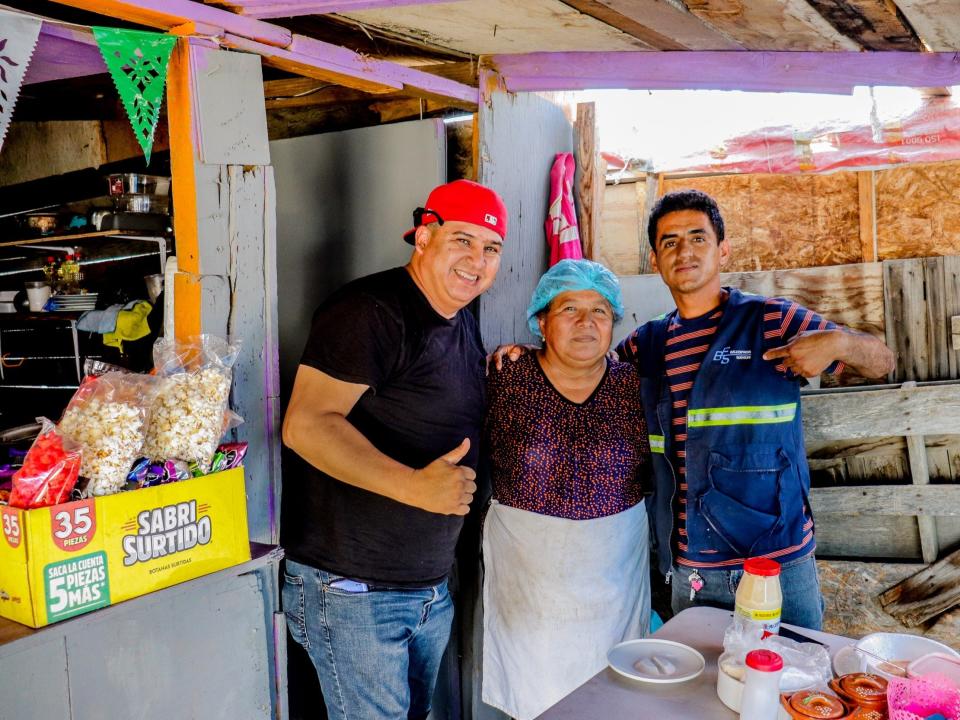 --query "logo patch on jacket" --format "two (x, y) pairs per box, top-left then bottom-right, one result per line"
(713, 347), (752, 364)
